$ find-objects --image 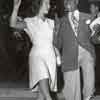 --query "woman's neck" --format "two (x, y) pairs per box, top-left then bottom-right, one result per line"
(37, 13), (46, 21)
